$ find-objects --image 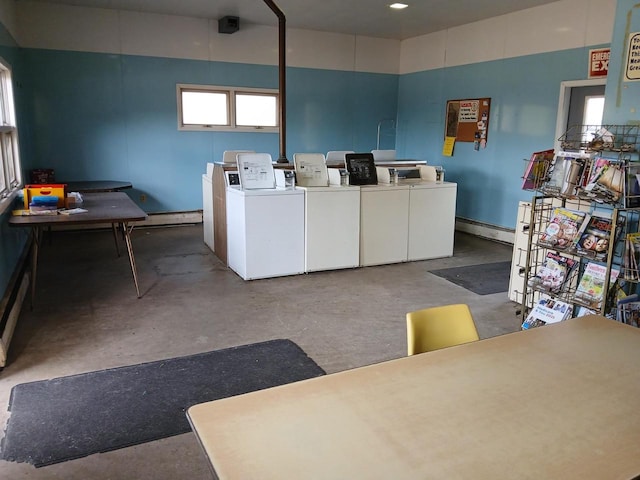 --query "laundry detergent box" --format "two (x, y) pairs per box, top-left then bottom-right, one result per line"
(23, 184), (66, 209)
